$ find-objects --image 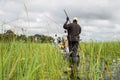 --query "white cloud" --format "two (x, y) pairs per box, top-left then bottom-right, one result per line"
(0, 0), (120, 41)
(0, 10), (4, 15)
(83, 26), (98, 33)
